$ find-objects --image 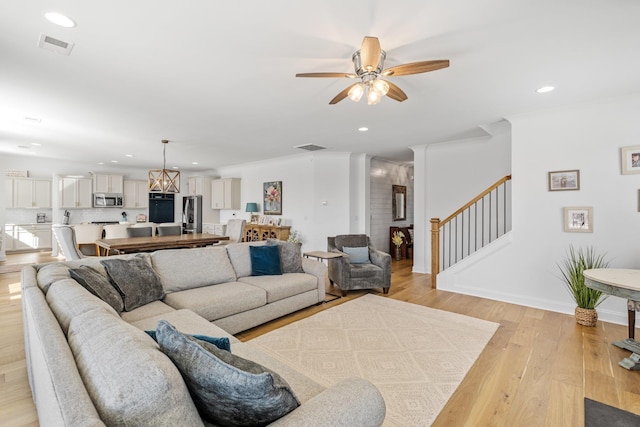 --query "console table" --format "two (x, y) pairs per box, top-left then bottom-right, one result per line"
(244, 224), (290, 242)
(584, 268), (640, 369)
